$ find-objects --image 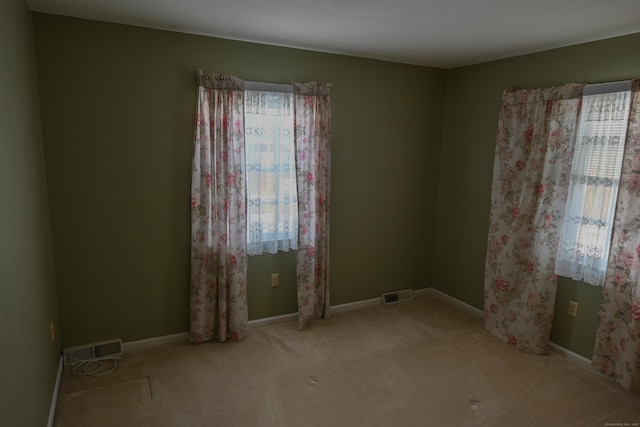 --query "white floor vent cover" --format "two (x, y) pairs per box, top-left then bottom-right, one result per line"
(63, 339), (123, 366)
(381, 289), (414, 305)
